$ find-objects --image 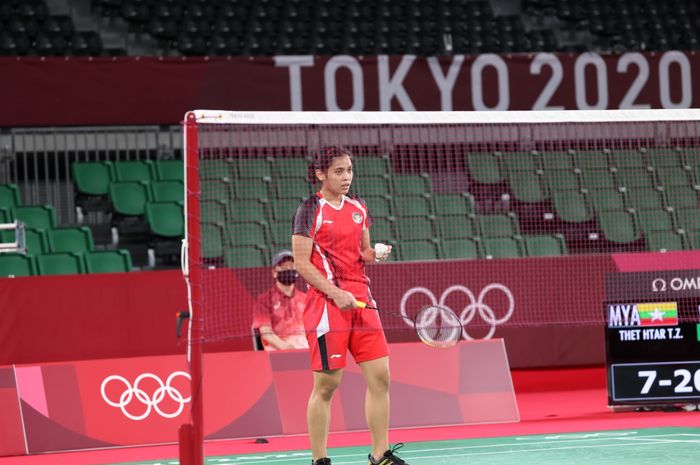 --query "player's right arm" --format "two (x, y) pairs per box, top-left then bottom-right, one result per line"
(292, 234), (356, 310)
